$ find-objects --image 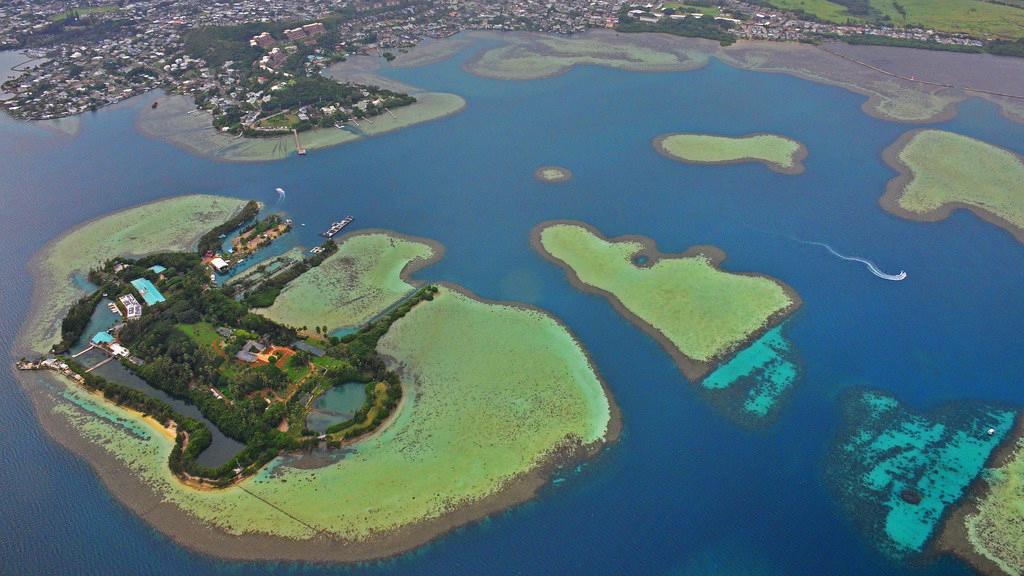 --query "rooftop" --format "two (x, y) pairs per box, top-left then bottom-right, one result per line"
(130, 277), (166, 306)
